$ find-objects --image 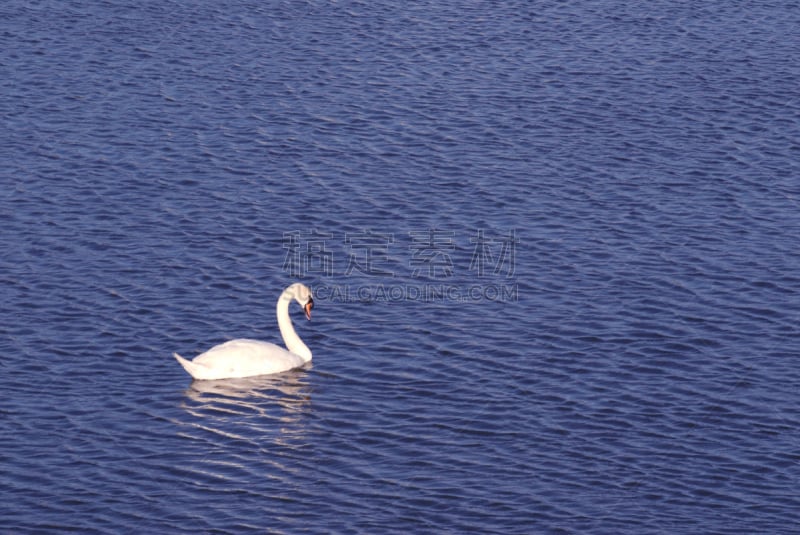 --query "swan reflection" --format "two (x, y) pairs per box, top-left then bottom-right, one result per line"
(184, 369), (312, 405)
(177, 368), (313, 452)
